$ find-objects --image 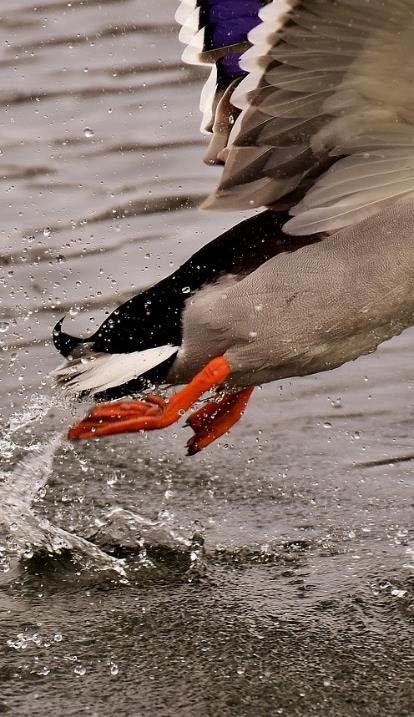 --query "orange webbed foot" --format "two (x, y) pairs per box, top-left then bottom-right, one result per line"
(186, 387), (254, 455)
(67, 356), (231, 444)
(68, 395), (172, 441)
